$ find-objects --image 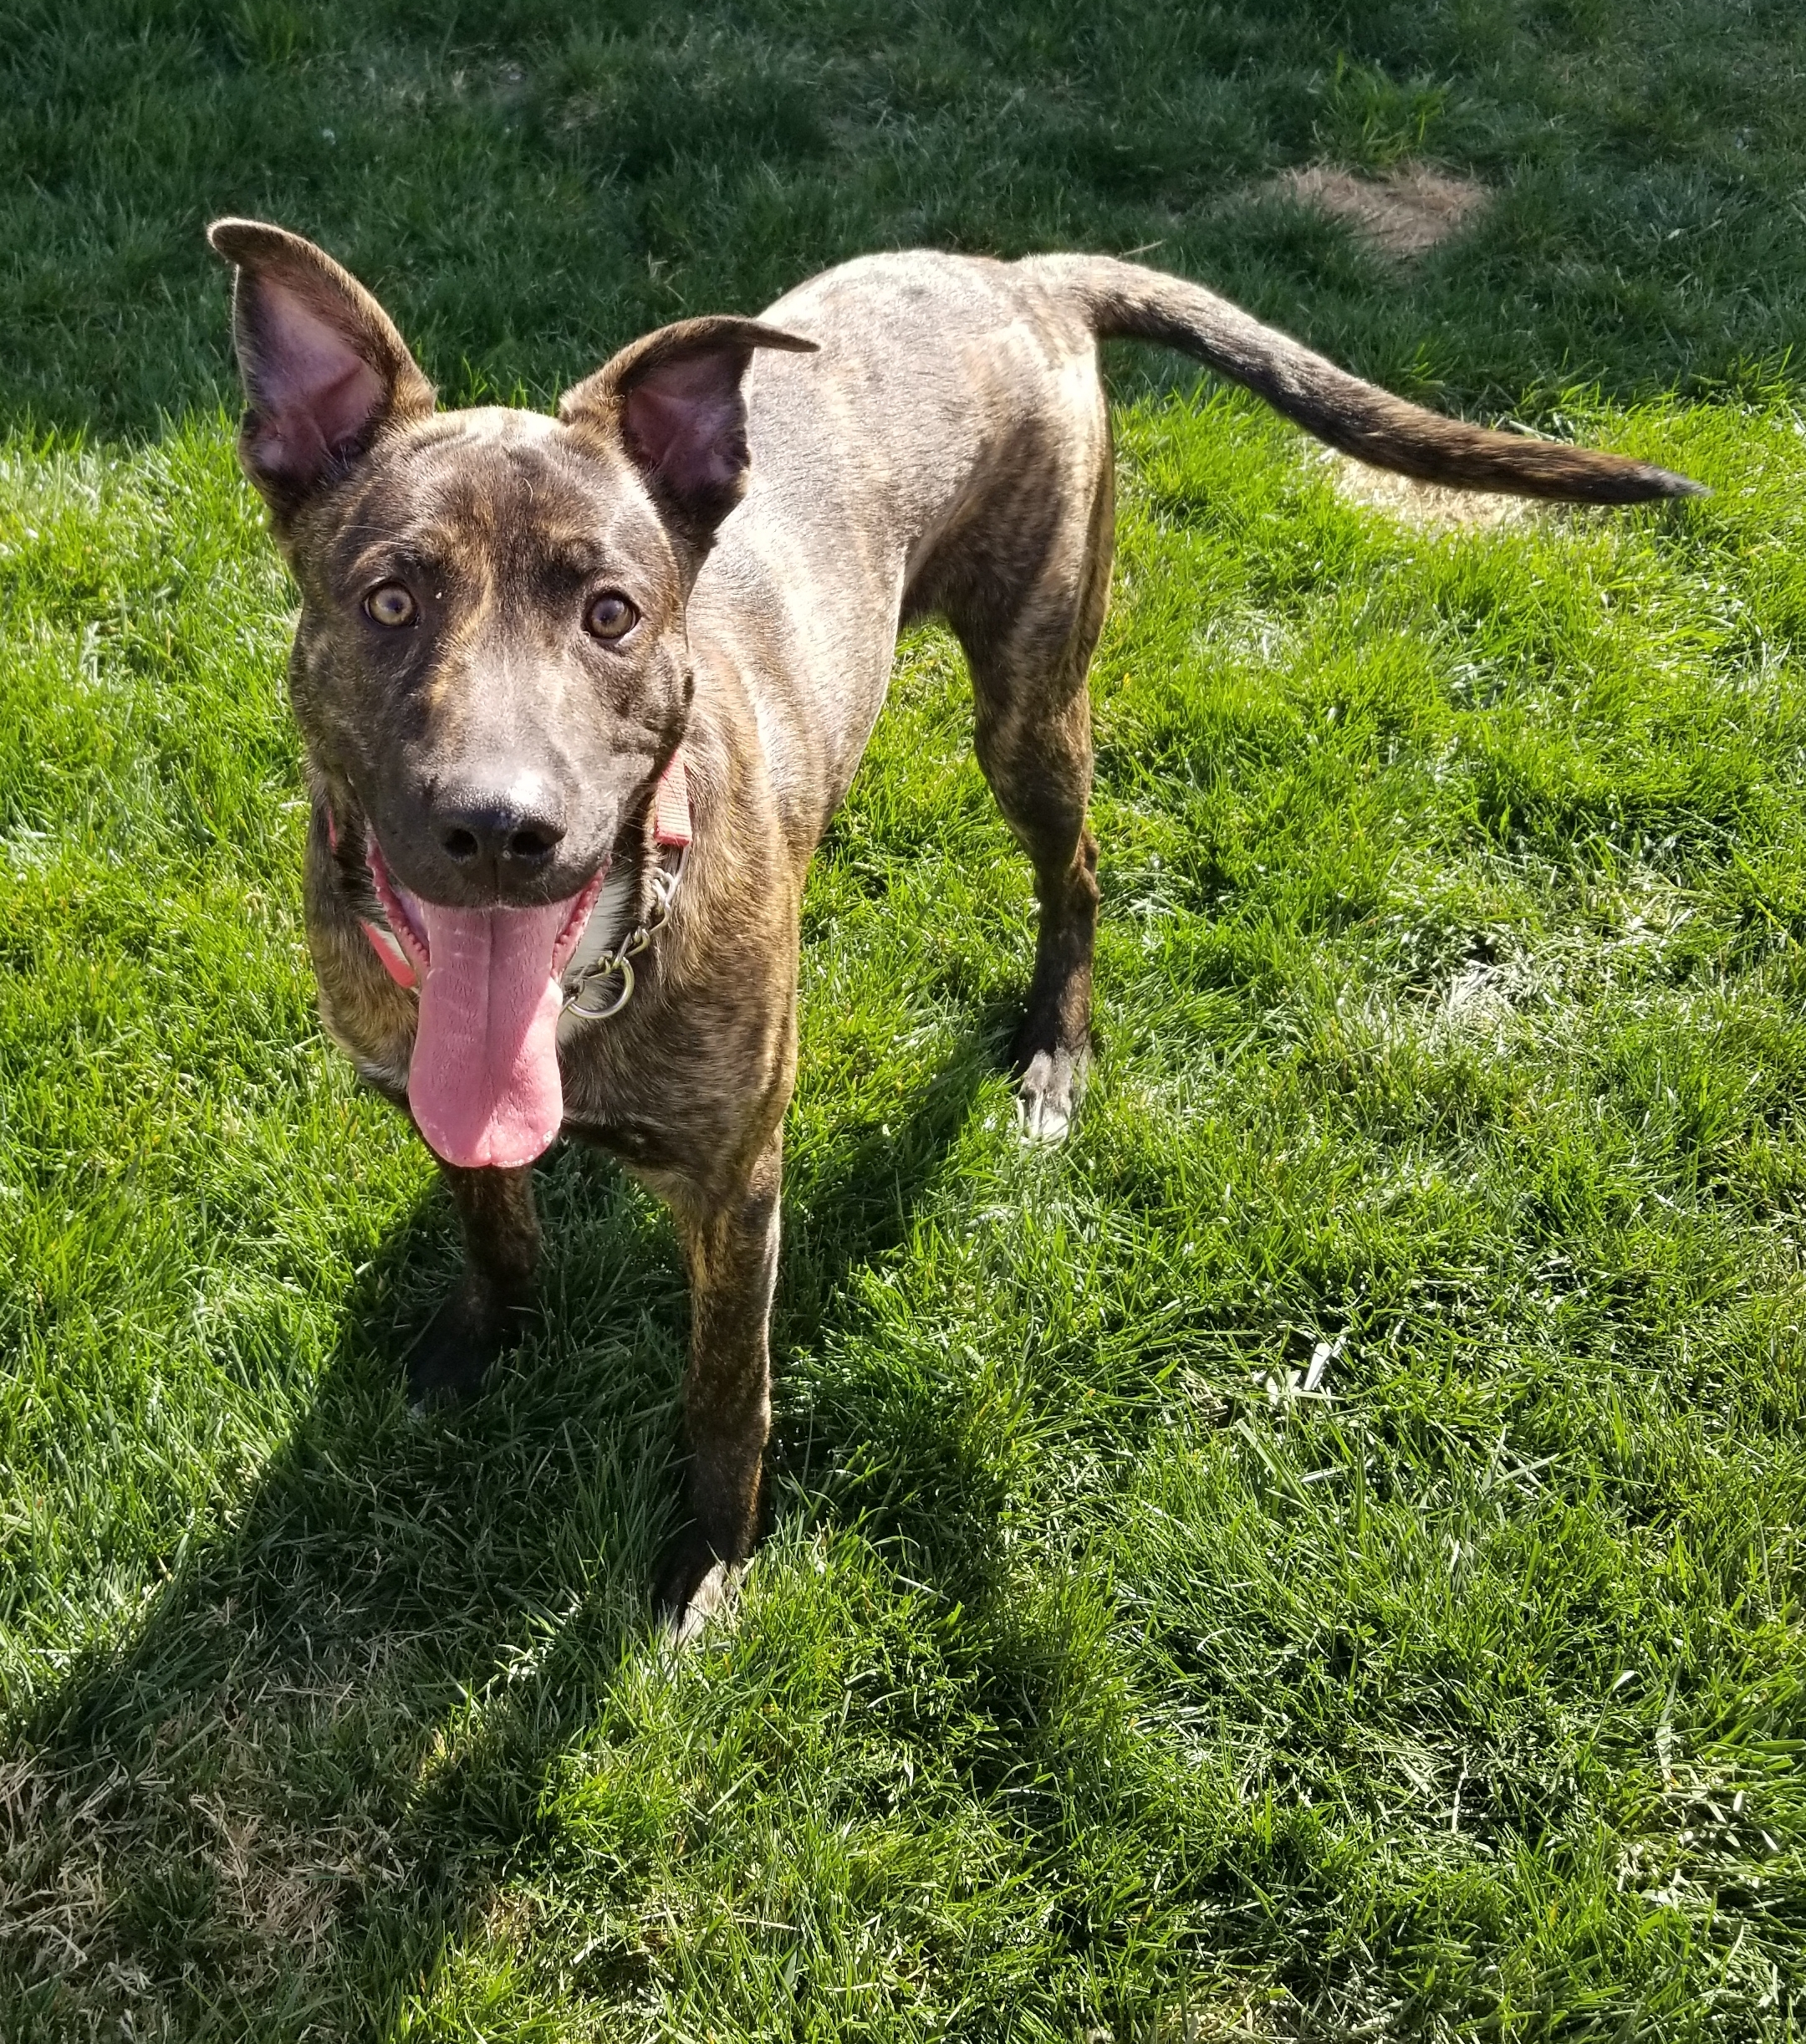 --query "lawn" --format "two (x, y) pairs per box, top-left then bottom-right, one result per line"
(3, 0), (1805, 2036)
